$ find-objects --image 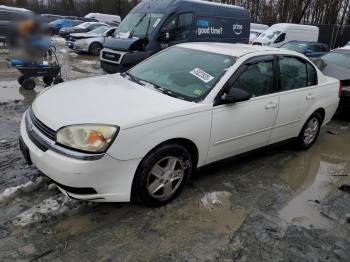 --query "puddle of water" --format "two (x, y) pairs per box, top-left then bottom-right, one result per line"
(58, 214), (92, 236)
(279, 134), (350, 228)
